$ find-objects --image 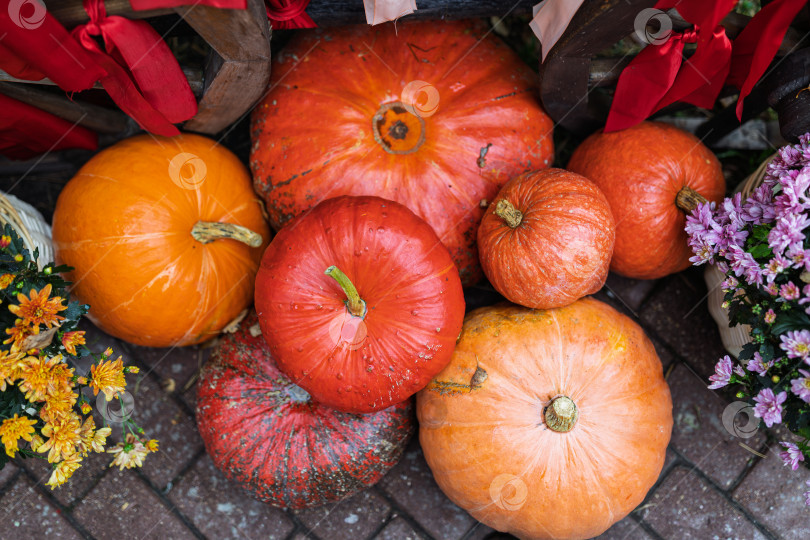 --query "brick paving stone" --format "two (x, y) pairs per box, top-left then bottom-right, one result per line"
(0, 476), (82, 538)
(73, 468), (195, 539)
(374, 516), (426, 540)
(169, 454), (294, 540)
(667, 363), (766, 488)
(116, 372), (203, 489)
(596, 517), (653, 539)
(733, 443), (810, 540)
(641, 466), (767, 539)
(639, 269), (730, 379)
(126, 341), (210, 396)
(379, 439), (476, 540)
(295, 488), (390, 540)
(604, 273), (659, 313)
(18, 448), (109, 507)
(463, 521), (499, 540)
(0, 462), (18, 488)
